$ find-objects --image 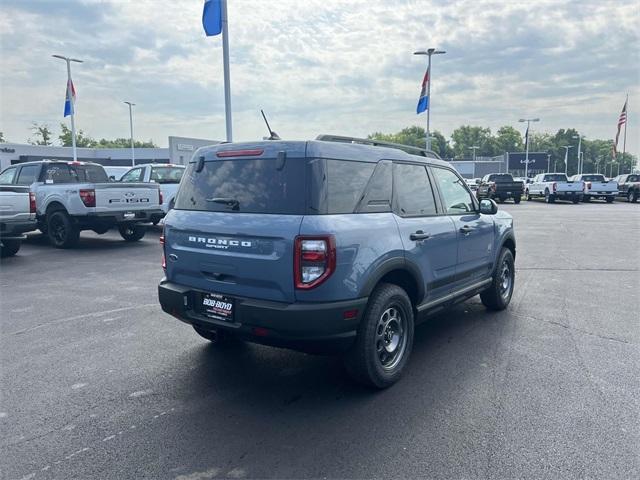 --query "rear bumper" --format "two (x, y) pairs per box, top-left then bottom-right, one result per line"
(554, 191), (582, 199)
(585, 192), (616, 197)
(158, 279), (368, 353)
(83, 209), (165, 223)
(0, 220), (37, 239)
